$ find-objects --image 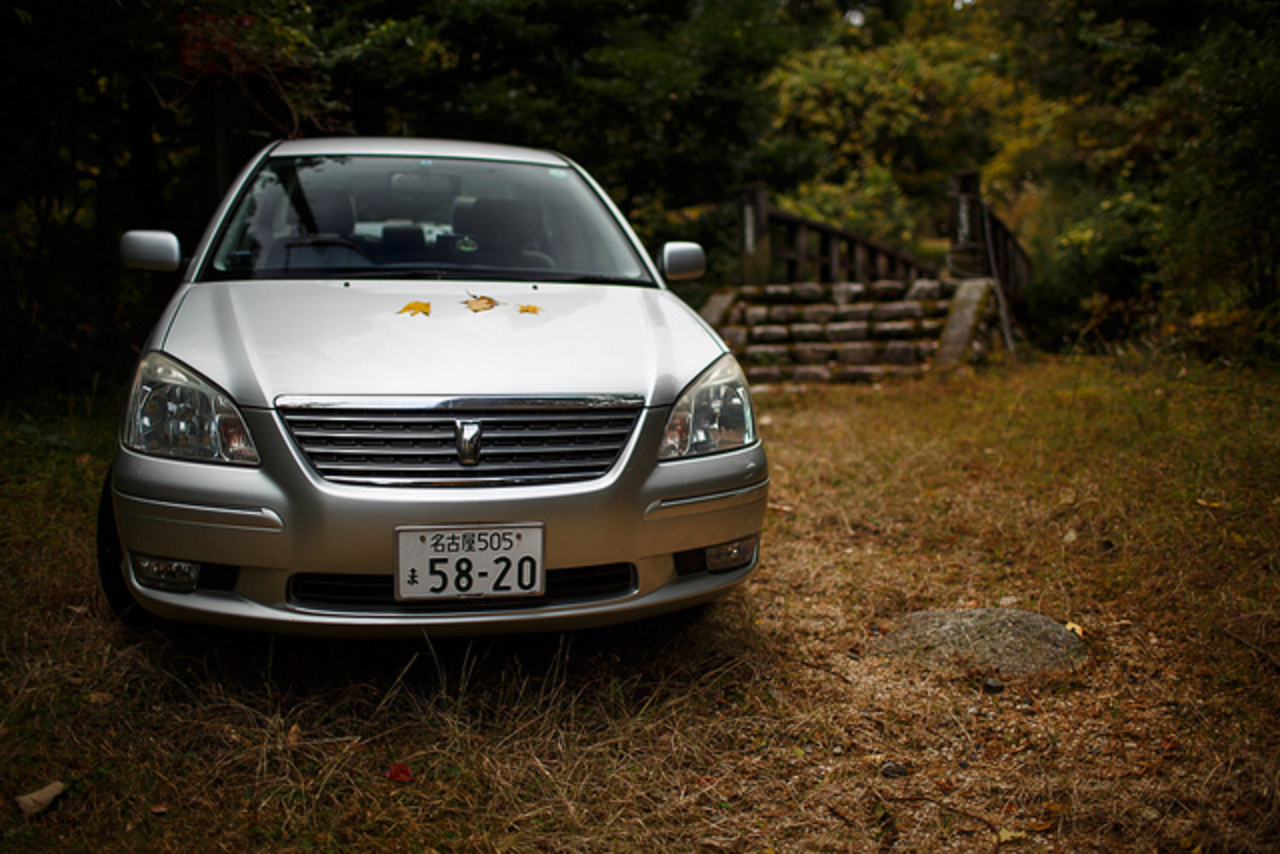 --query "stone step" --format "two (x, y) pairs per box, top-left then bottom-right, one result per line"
(734, 279), (958, 305)
(711, 277), (998, 383)
(746, 363), (928, 384)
